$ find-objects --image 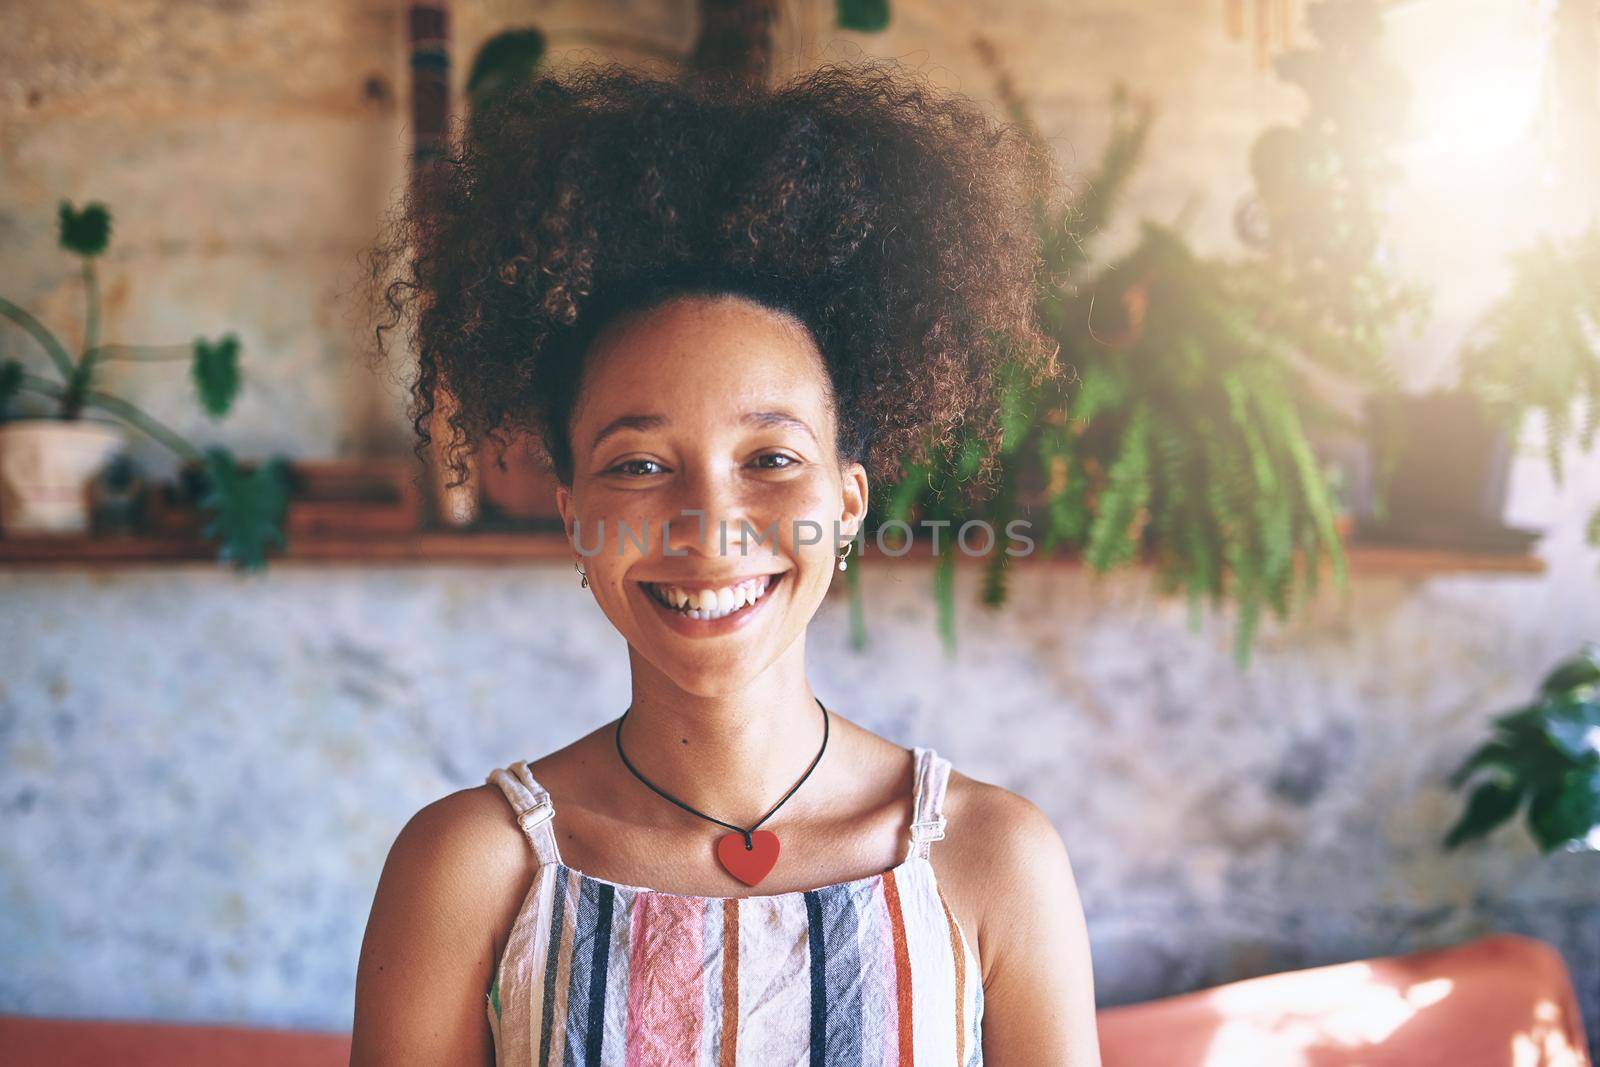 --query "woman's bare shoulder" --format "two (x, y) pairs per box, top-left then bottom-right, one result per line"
(944, 768), (1058, 848)
(940, 770), (1082, 970)
(392, 782), (531, 882)
(351, 778), (543, 1065)
(941, 768), (1101, 1064)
